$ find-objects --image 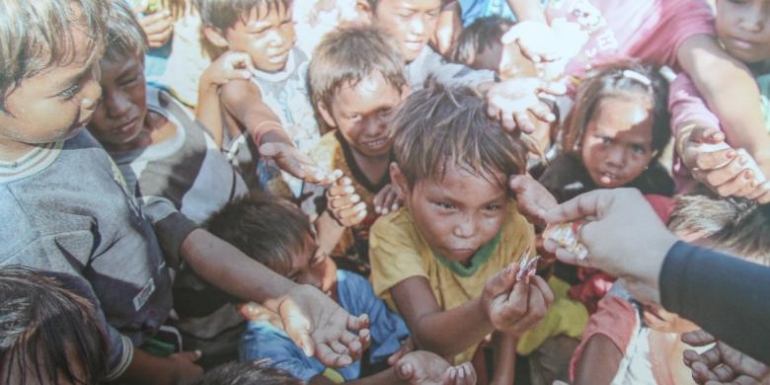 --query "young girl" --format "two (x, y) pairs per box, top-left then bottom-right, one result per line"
(539, 61), (674, 203)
